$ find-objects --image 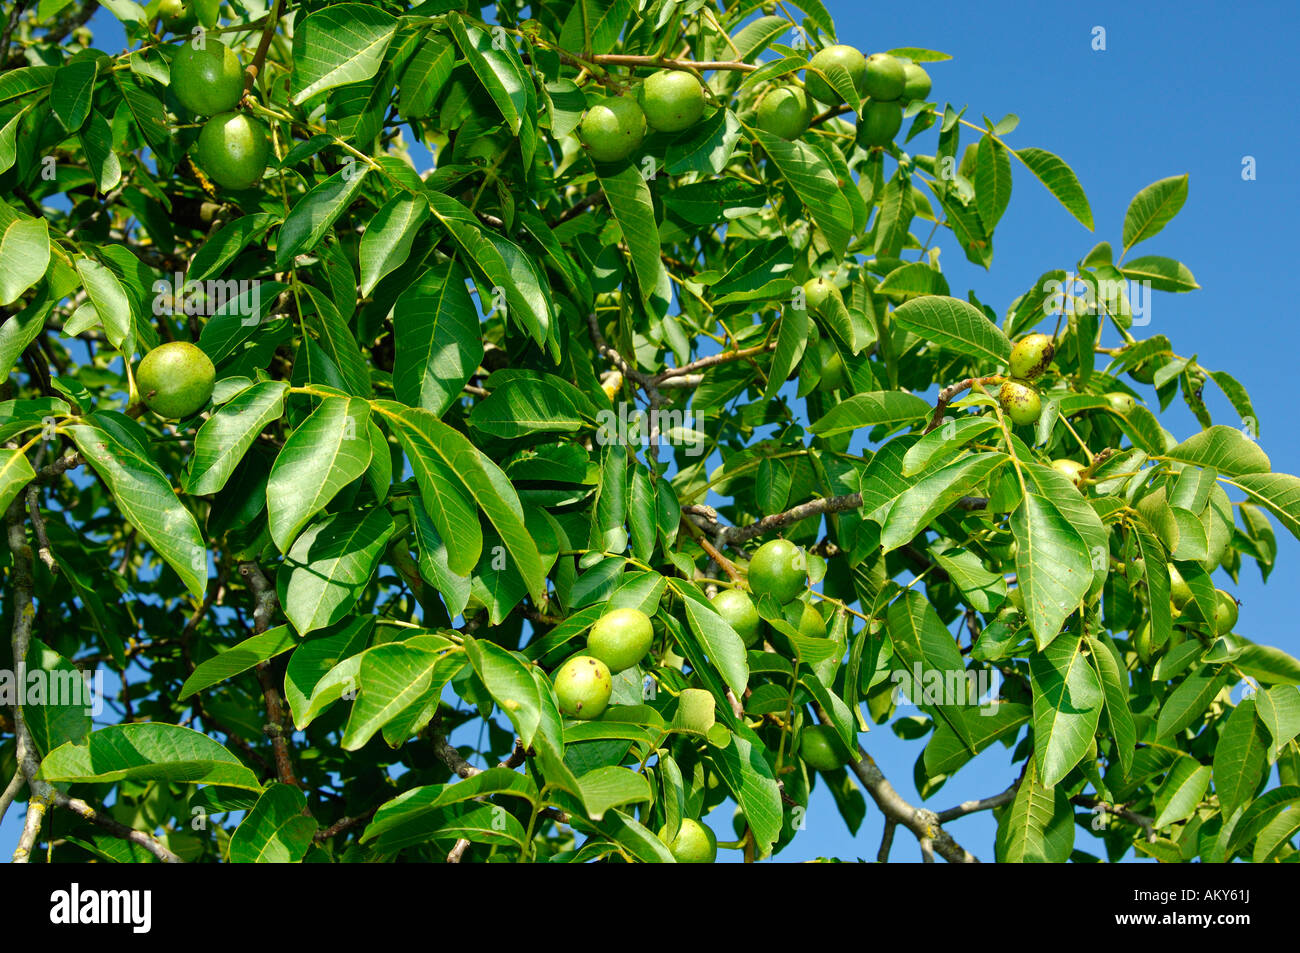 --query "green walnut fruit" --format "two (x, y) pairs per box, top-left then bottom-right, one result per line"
(1128, 360), (1159, 384)
(1105, 392), (1136, 415)
(587, 607), (654, 673)
(196, 112), (269, 190)
(856, 99), (903, 148)
(802, 276), (842, 314)
(748, 538), (806, 604)
(805, 44), (867, 104)
(1168, 564), (1192, 609)
(136, 341), (215, 419)
(659, 818), (717, 863)
(578, 96), (646, 163)
(790, 600), (826, 639)
(818, 338), (847, 391)
(1008, 333), (1055, 380)
(901, 62), (932, 101)
(1006, 585), (1024, 612)
(171, 39), (244, 116)
(1051, 458), (1086, 485)
(756, 85), (811, 140)
(712, 588), (762, 647)
(1213, 589), (1238, 635)
(800, 724), (849, 771)
(640, 69), (705, 133)
(998, 380), (1042, 426)
(159, 0), (196, 33)
(862, 52), (906, 101)
(554, 655), (612, 720)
